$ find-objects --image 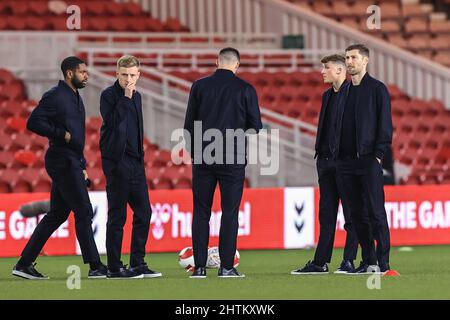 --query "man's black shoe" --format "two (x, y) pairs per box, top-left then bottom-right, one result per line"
(12, 263), (49, 280)
(379, 263), (391, 273)
(348, 261), (381, 275)
(334, 260), (355, 274)
(88, 264), (107, 279)
(130, 262), (162, 278)
(291, 261), (329, 275)
(107, 265), (144, 279)
(189, 267), (207, 279)
(218, 267), (245, 278)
